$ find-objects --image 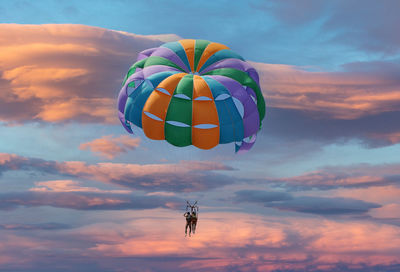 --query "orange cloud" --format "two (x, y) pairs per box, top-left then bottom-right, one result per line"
(36, 97), (115, 123)
(2, 24), (399, 129)
(79, 135), (141, 159)
(0, 24), (179, 124)
(2, 24), (400, 146)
